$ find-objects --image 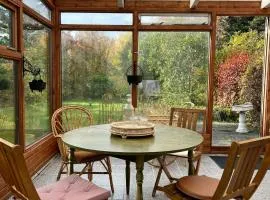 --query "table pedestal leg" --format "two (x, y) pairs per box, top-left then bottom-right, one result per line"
(136, 156), (144, 200)
(188, 150), (195, 175)
(126, 160), (130, 195)
(68, 148), (75, 175)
